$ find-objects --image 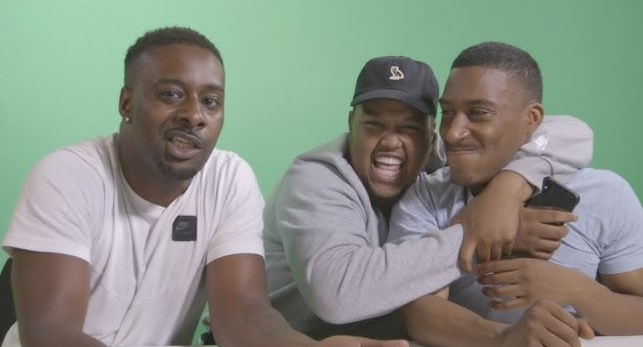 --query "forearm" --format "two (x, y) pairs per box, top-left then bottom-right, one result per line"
(503, 115), (593, 187)
(404, 295), (507, 347)
(19, 323), (105, 347)
(484, 171), (533, 202)
(571, 281), (643, 335)
(296, 228), (463, 323)
(211, 302), (316, 347)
